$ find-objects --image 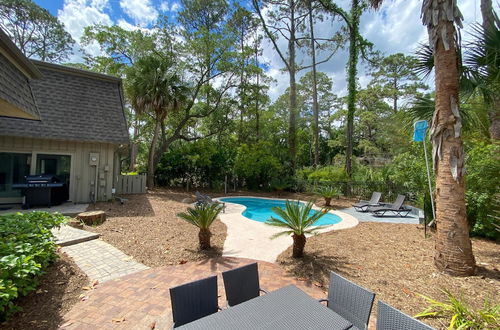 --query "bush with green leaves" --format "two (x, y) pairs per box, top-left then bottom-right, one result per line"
(233, 142), (282, 189)
(415, 289), (499, 329)
(0, 212), (66, 320)
(464, 141), (499, 239)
